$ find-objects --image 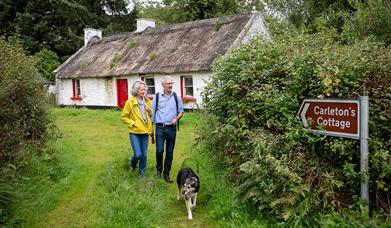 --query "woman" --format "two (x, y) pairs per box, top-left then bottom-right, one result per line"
(121, 80), (153, 178)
